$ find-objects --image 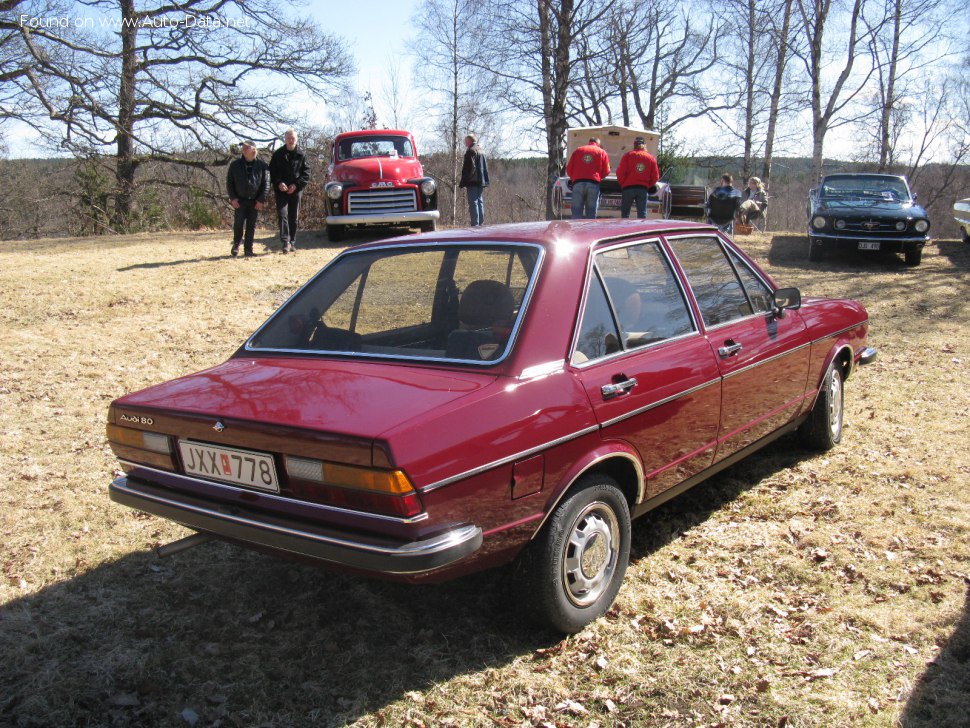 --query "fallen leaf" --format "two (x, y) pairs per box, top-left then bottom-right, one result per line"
(180, 708), (199, 726)
(853, 649), (872, 661)
(719, 694), (736, 705)
(556, 699), (588, 715)
(809, 667), (838, 680)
